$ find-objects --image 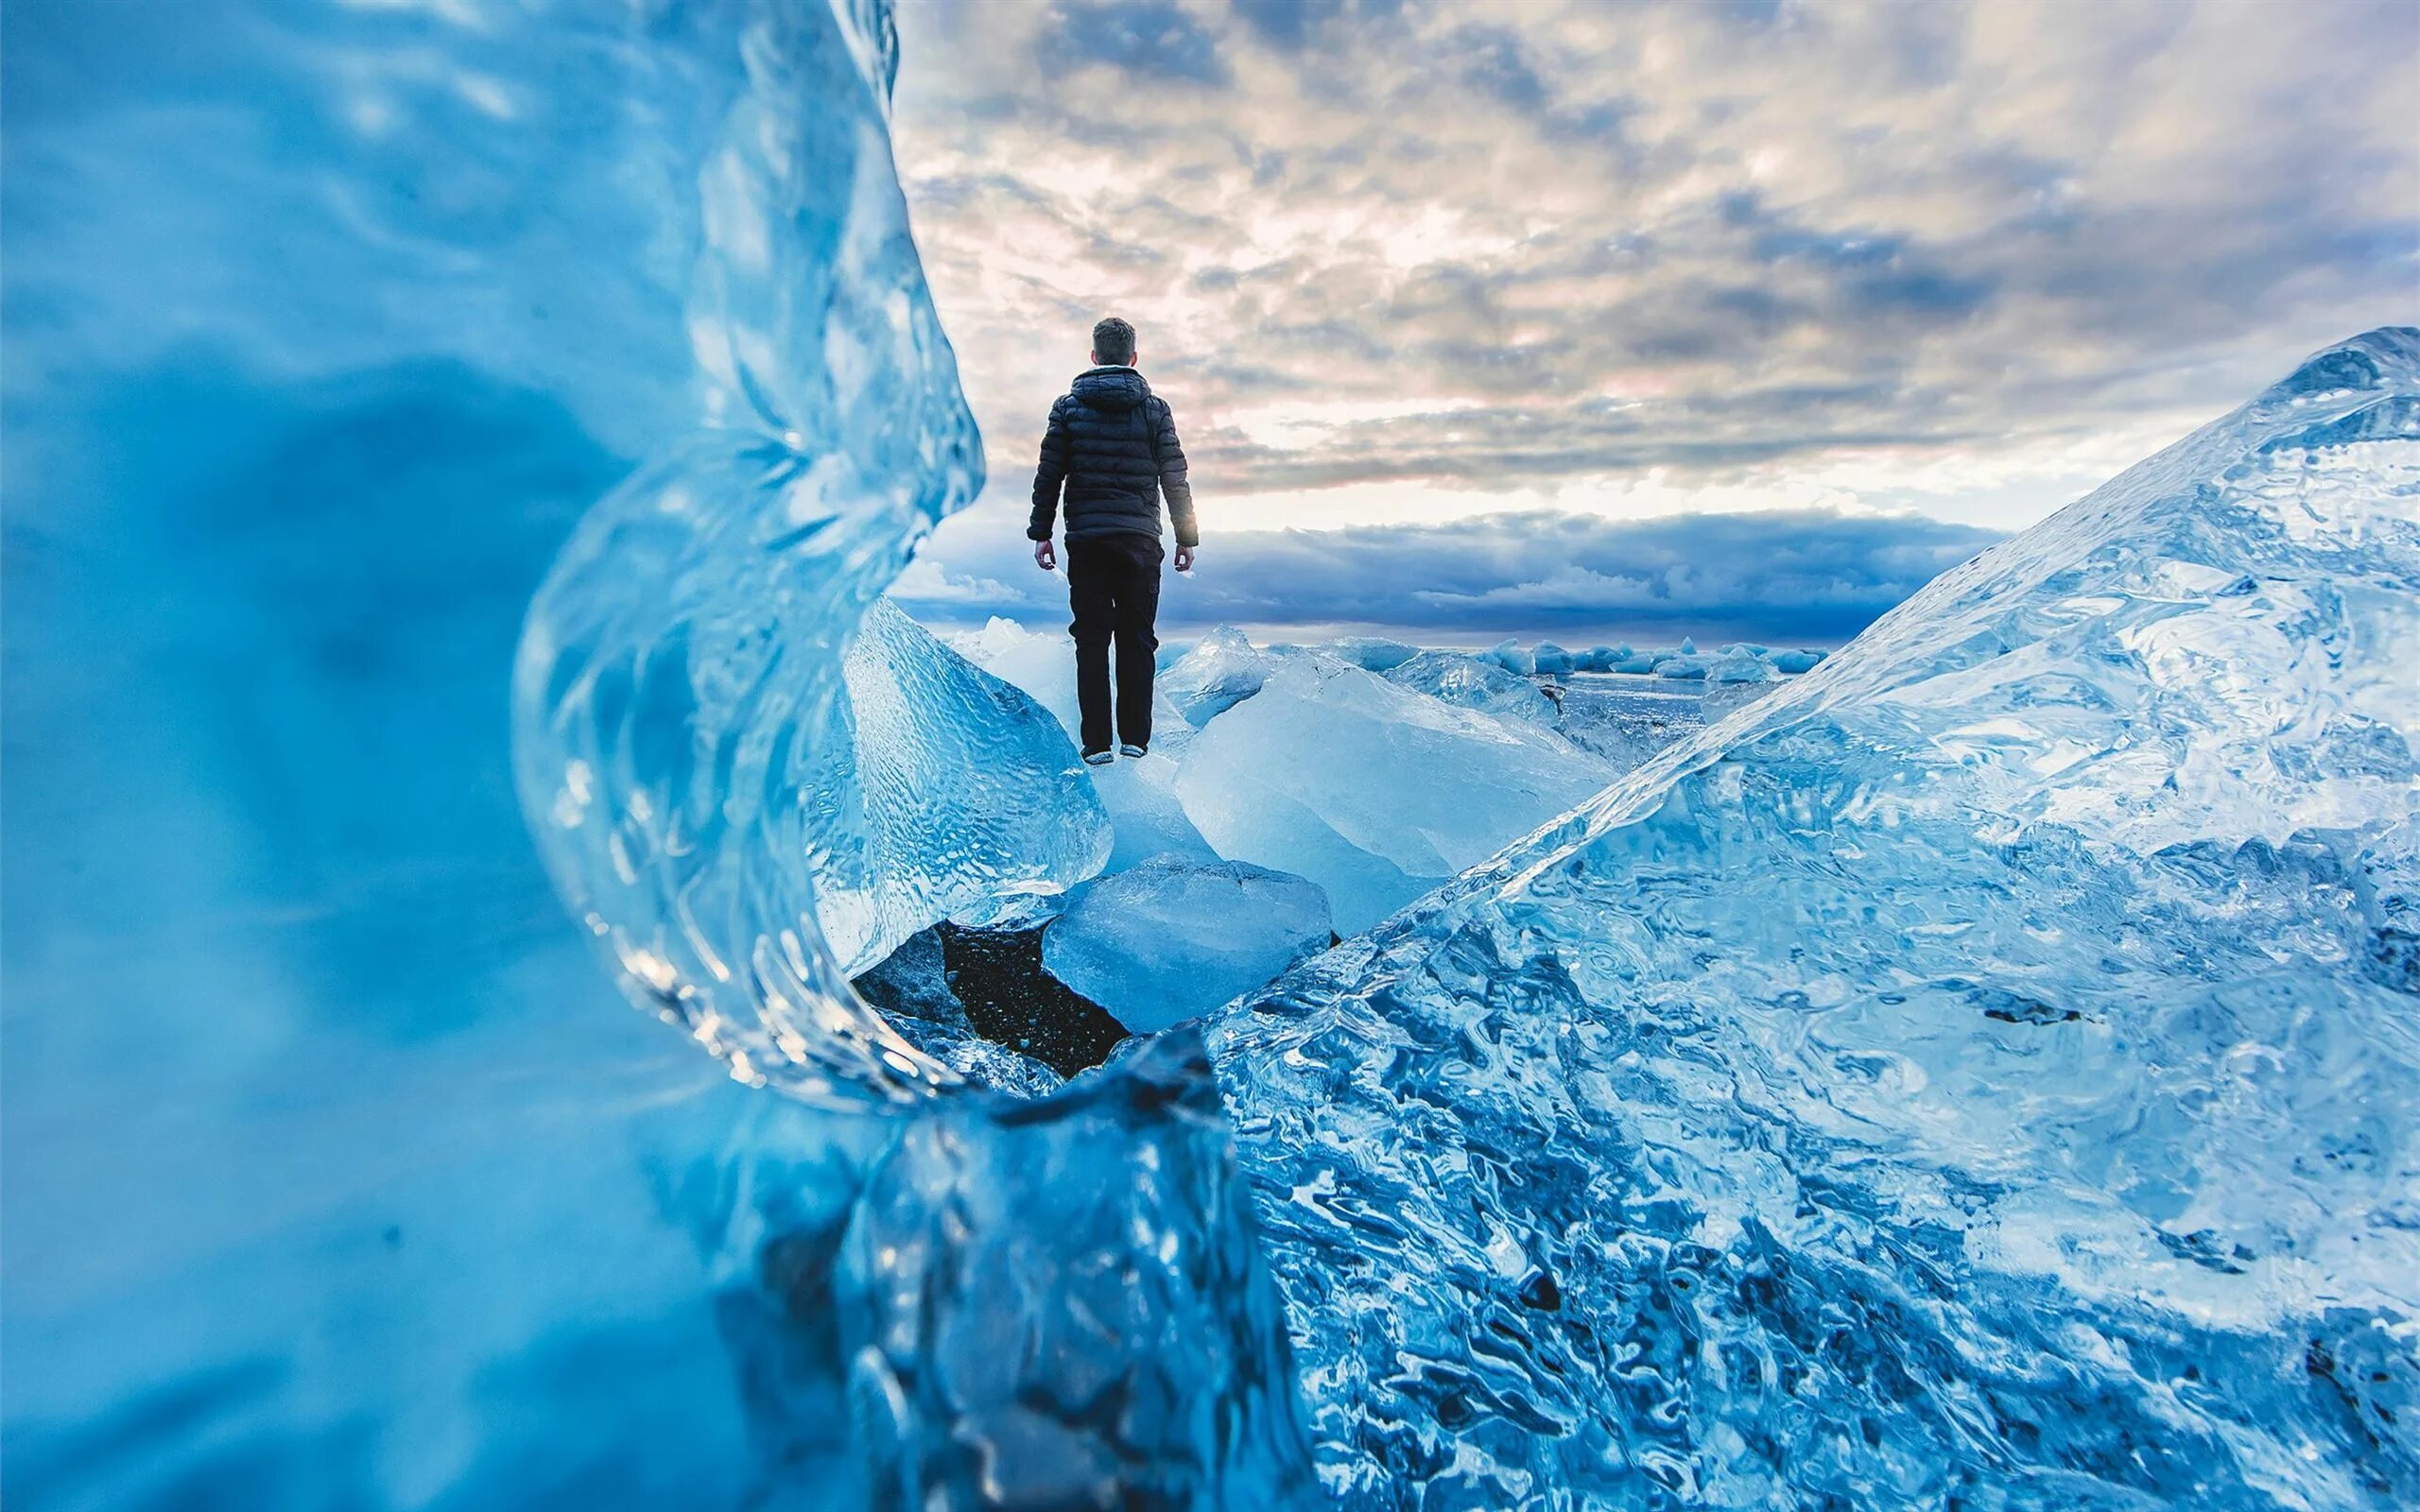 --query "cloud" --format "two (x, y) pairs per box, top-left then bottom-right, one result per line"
(892, 0), (2418, 546)
(1037, 1), (1230, 86)
(891, 505), (2003, 644)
